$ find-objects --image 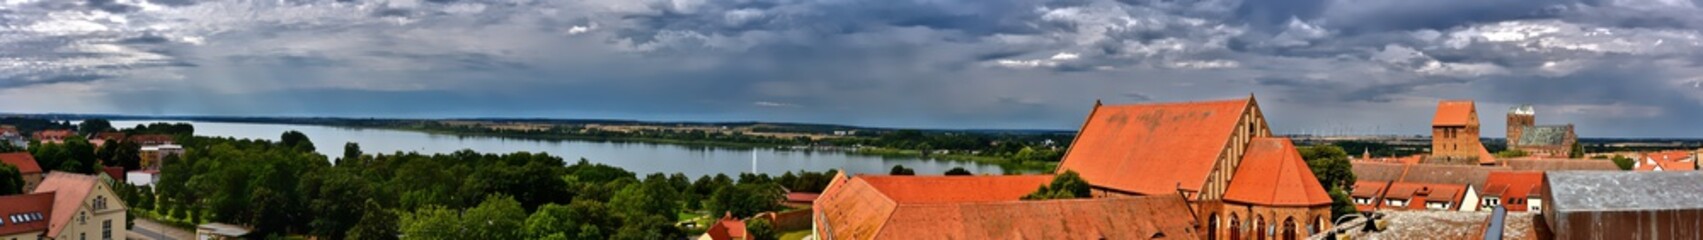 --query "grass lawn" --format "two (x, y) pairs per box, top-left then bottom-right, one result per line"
(779, 230), (812, 240)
